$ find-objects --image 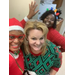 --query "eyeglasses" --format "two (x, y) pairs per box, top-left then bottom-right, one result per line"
(9, 34), (25, 40)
